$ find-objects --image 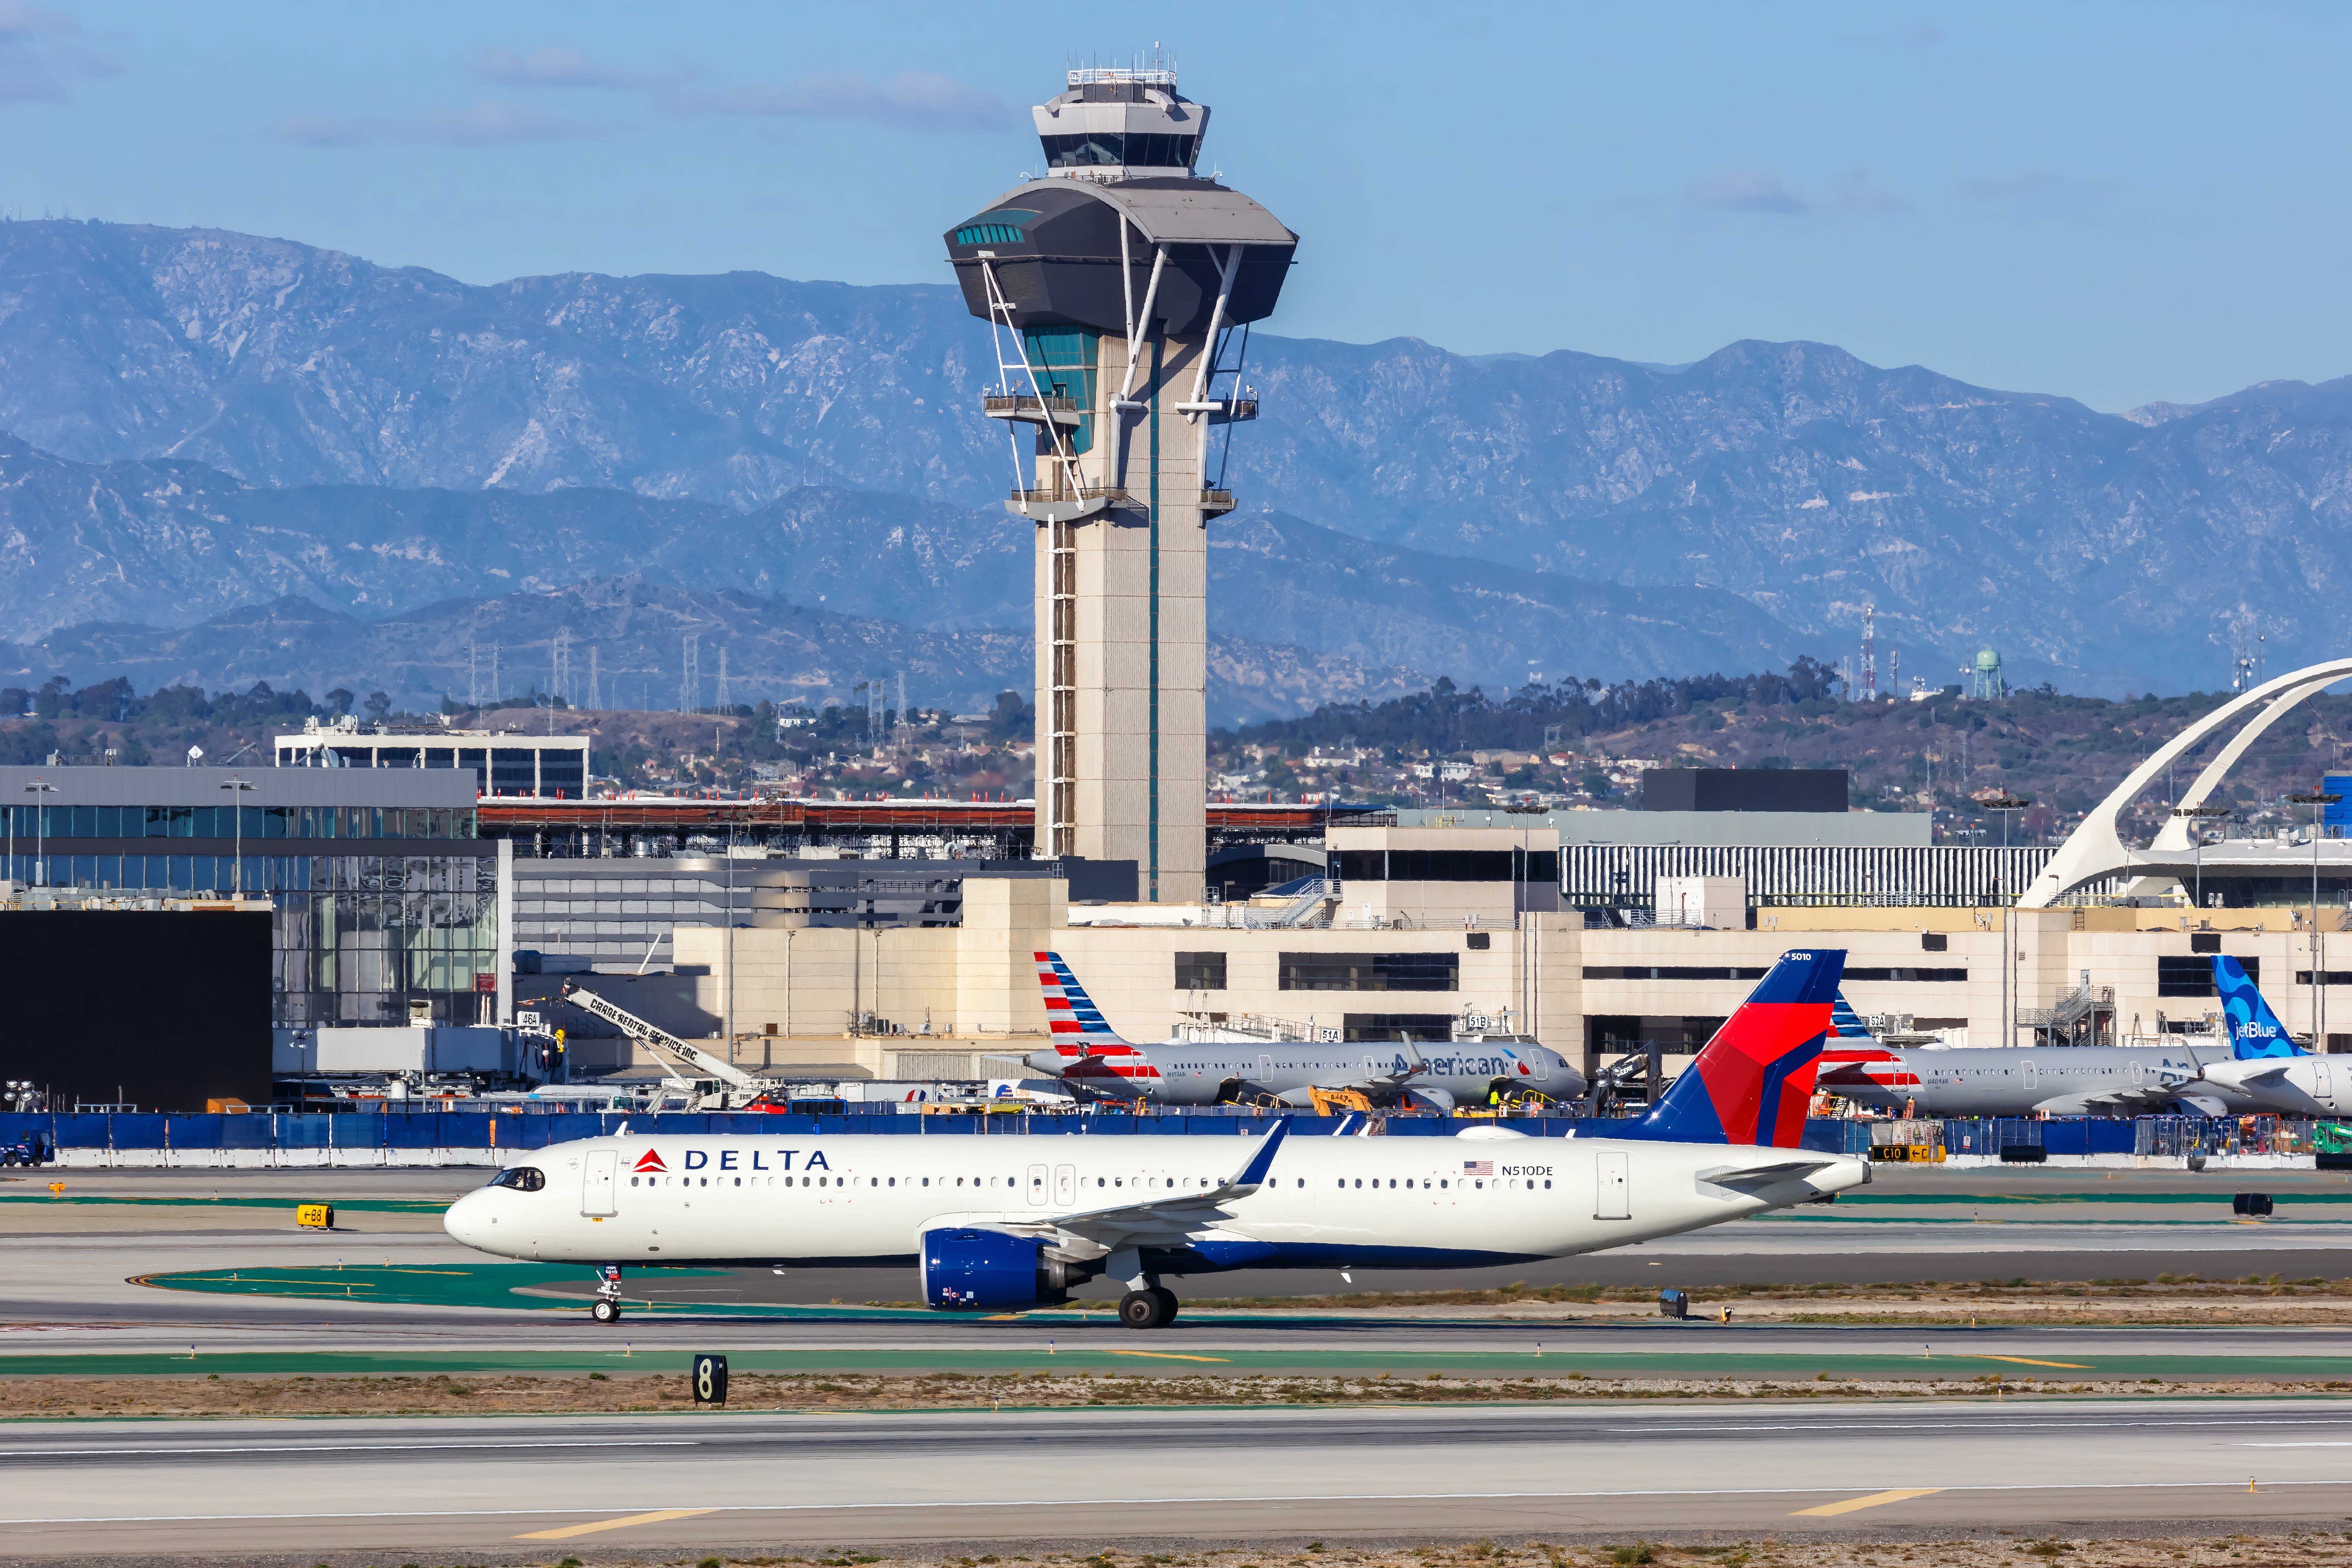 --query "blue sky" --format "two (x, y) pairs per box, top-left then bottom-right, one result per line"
(5, 0), (2348, 411)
